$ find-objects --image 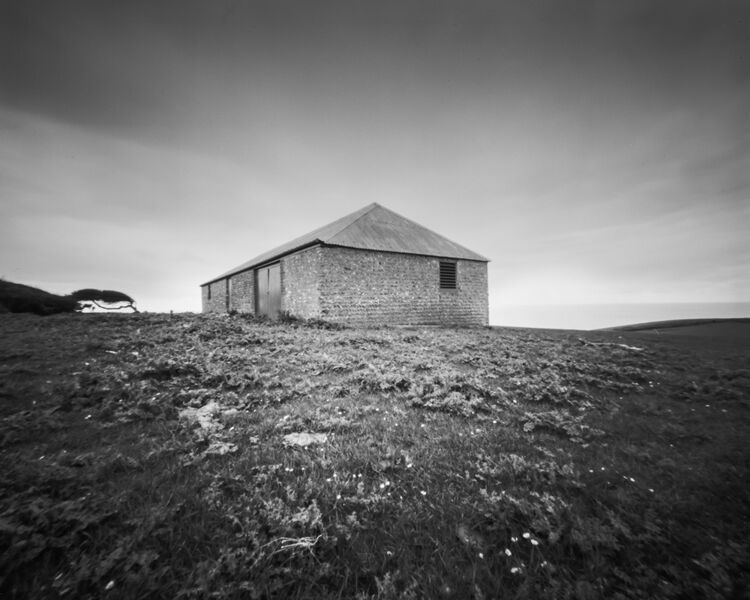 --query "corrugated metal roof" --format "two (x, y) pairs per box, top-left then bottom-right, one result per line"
(202, 203), (488, 285)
